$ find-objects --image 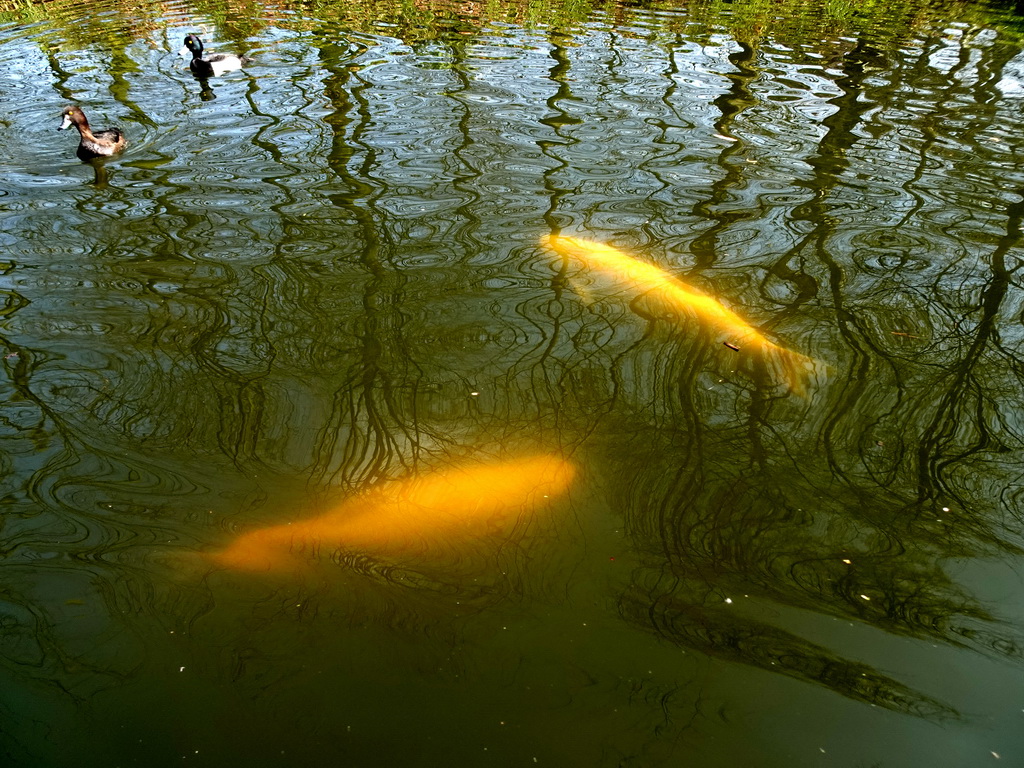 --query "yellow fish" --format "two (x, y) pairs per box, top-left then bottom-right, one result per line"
(211, 453), (576, 572)
(541, 234), (817, 394)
